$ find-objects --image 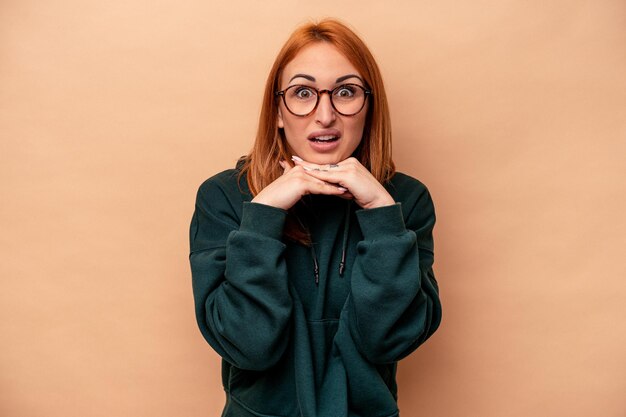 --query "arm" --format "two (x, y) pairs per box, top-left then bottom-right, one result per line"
(347, 183), (441, 364)
(189, 176), (293, 371)
(288, 157), (441, 363)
